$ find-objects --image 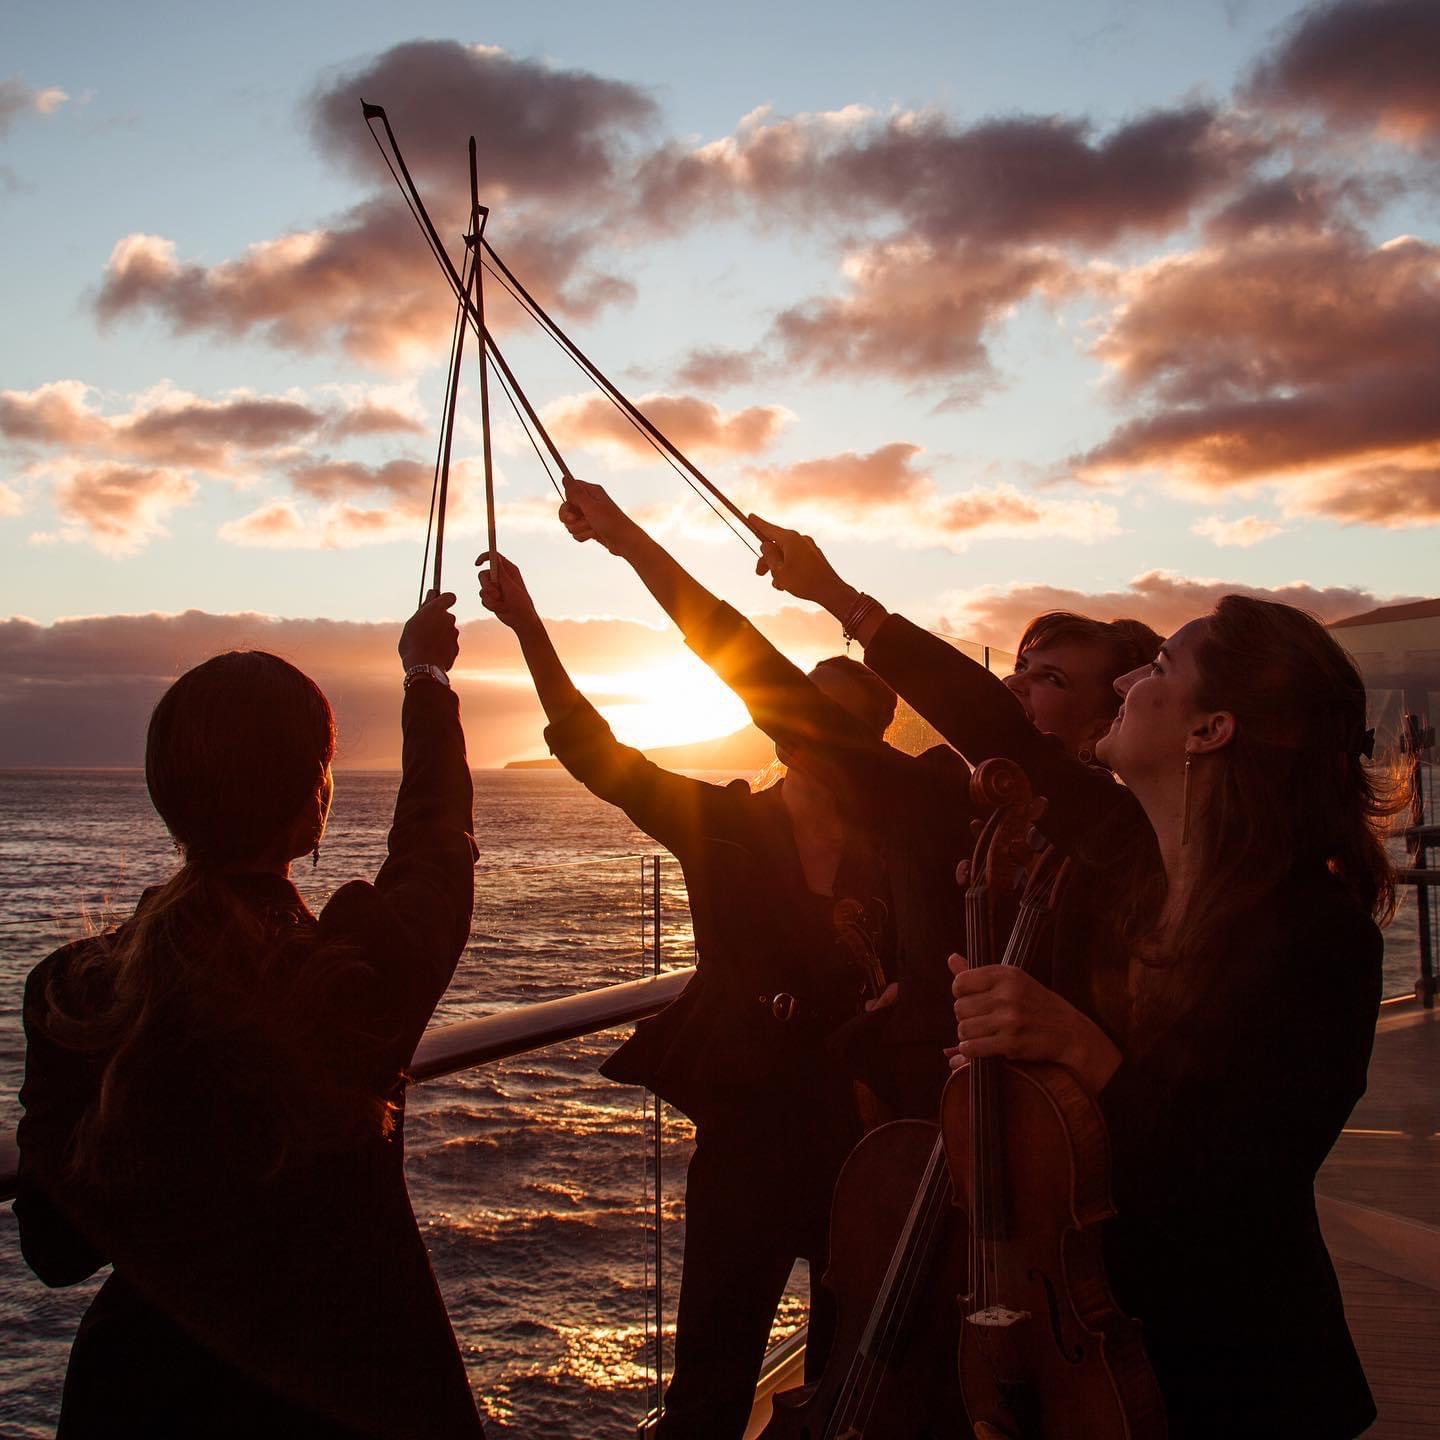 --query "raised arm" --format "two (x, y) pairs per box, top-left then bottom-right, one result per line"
(477, 550), (721, 859)
(746, 514), (1124, 848)
(315, 592), (477, 1074)
(555, 480), (914, 818)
